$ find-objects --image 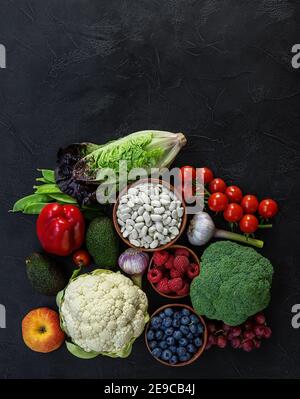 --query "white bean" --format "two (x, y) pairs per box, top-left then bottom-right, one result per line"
(136, 216), (144, 223)
(130, 239), (141, 247)
(150, 240), (159, 249)
(151, 214), (162, 222)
